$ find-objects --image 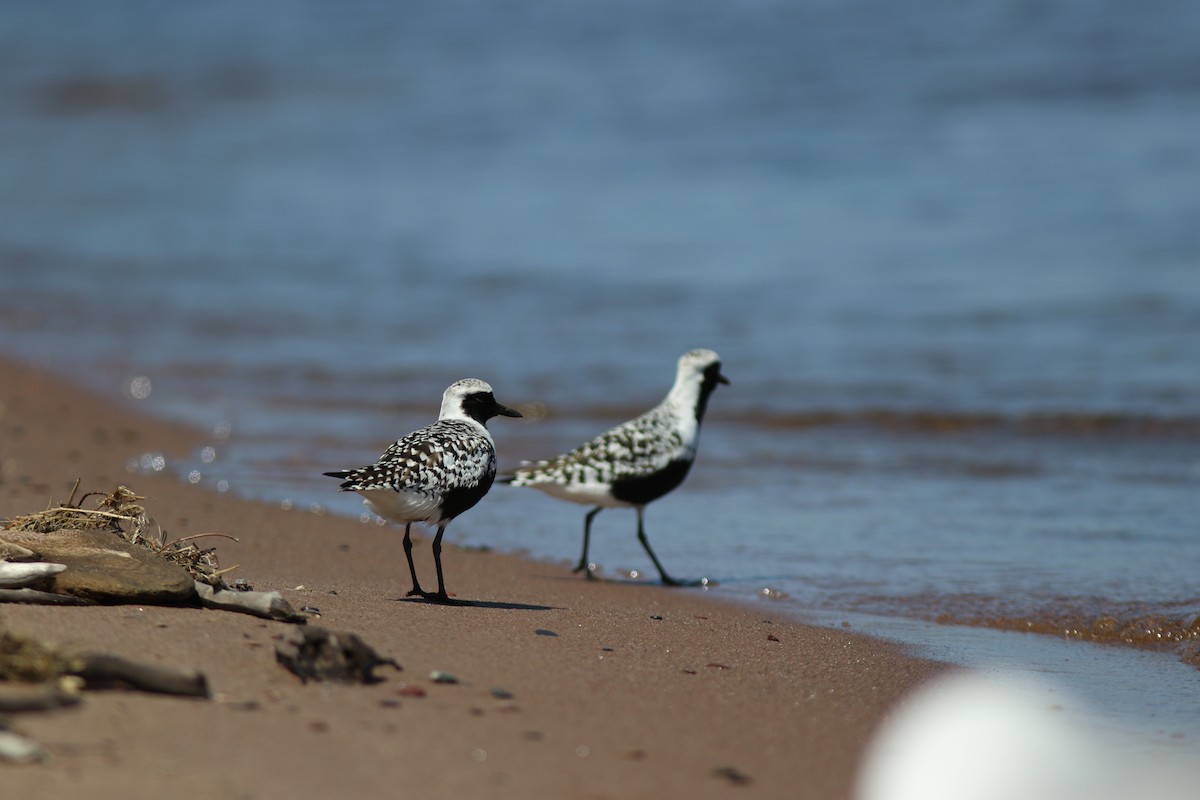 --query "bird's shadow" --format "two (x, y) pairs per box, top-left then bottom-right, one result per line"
(391, 596), (557, 611)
